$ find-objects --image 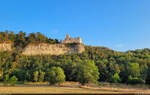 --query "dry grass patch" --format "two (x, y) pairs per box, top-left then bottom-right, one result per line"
(0, 86), (149, 94)
(0, 82), (150, 94)
(0, 86), (116, 94)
